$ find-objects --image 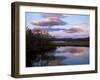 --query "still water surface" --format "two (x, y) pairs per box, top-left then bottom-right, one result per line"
(31, 46), (89, 67)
